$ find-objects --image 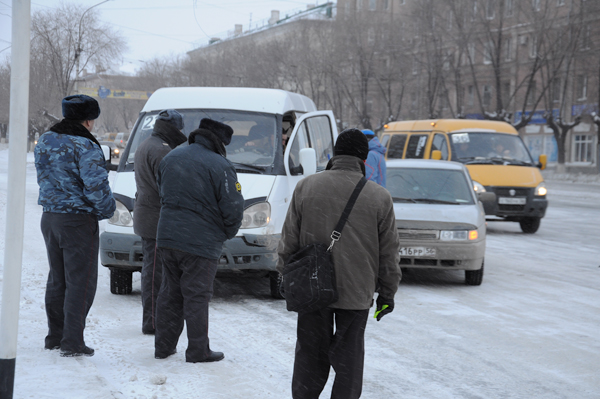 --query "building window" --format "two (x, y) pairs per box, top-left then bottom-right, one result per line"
(527, 81), (537, 104)
(505, 37), (512, 61)
(532, 0), (541, 11)
(412, 59), (419, 75)
(483, 85), (492, 108)
(573, 135), (593, 163)
(356, 0), (363, 11)
(383, 0), (390, 11)
(580, 25), (591, 50)
(468, 85), (474, 107)
(369, 0), (377, 11)
(471, 0), (478, 21)
(529, 35), (537, 58)
(486, 0), (496, 19)
(484, 41), (493, 64)
(399, 0), (405, 5)
(502, 81), (511, 106)
(557, 0), (565, 5)
(552, 78), (561, 102)
(505, 0), (514, 16)
(467, 42), (476, 63)
(411, 92), (417, 110)
(368, 28), (375, 45)
(576, 75), (587, 100)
